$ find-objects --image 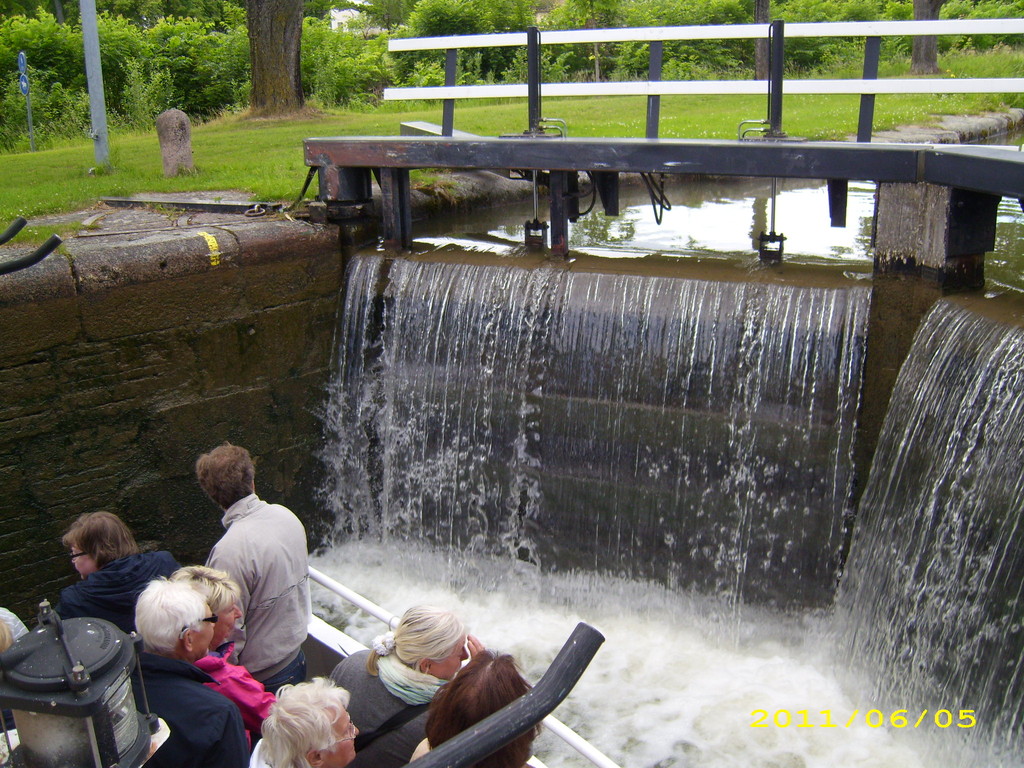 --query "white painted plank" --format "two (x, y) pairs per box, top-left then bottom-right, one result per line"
(388, 19), (1024, 51)
(384, 77), (1024, 100)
